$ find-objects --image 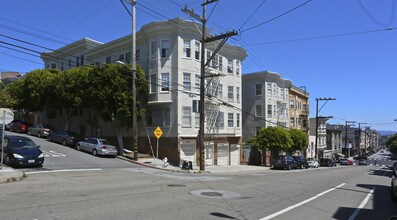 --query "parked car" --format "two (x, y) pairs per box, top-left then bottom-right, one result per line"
(320, 158), (336, 167)
(358, 159), (367, 165)
(0, 135), (44, 167)
(307, 158), (319, 168)
(5, 119), (21, 131)
(9, 121), (32, 133)
(28, 124), (51, 138)
(340, 158), (349, 165)
(272, 155), (298, 170)
(293, 156), (309, 169)
(48, 130), (82, 146)
(76, 137), (118, 157)
(390, 162), (397, 202)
